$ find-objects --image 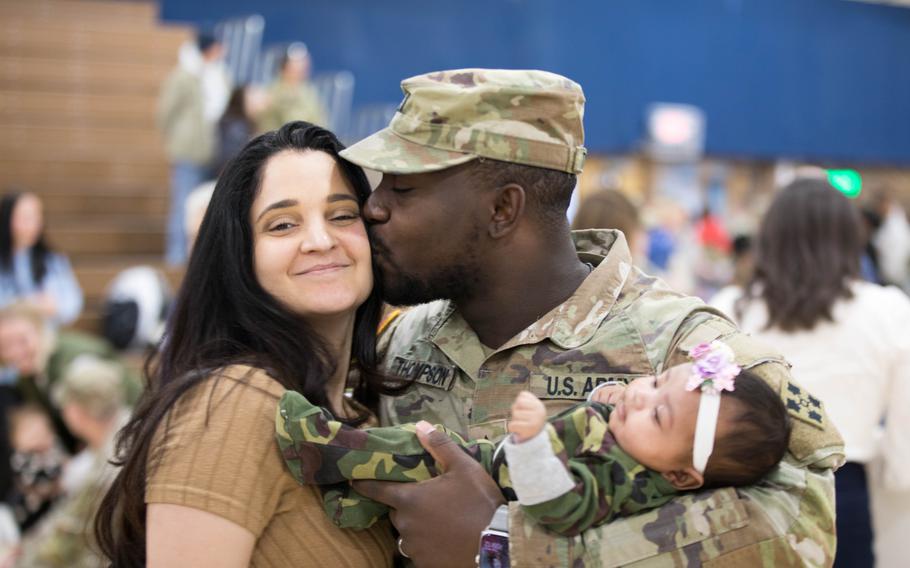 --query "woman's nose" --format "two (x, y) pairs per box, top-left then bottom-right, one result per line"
(299, 221), (335, 253)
